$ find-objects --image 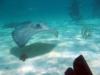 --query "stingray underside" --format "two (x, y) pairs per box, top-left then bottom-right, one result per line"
(12, 24), (37, 47)
(12, 24), (58, 47)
